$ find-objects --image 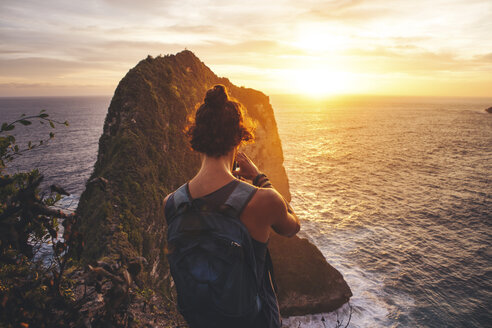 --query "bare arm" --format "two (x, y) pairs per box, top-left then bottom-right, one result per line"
(235, 152), (300, 237)
(262, 188), (300, 237)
